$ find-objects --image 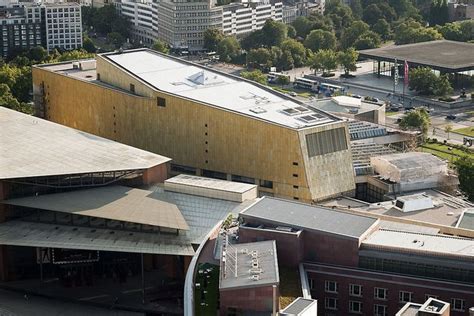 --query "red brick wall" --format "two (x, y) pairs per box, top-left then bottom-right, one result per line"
(306, 264), (474, 316)
(219, 285), (278, 315)
(303, 231), (359, 267)
(238, 226), (303, 267)
(142, 163), (168, 185)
